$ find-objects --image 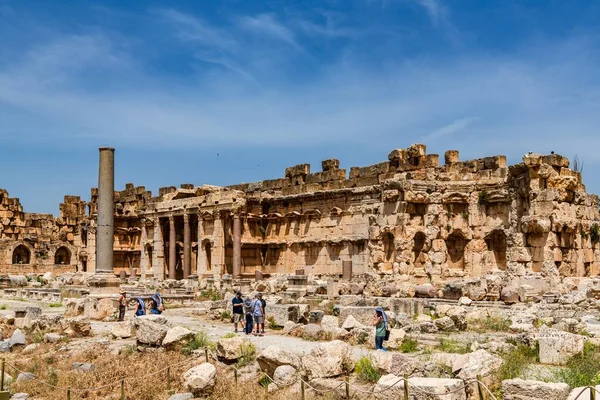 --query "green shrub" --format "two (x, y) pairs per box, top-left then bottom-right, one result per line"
(471, 316), (511, 332)
(355, 356), (381, 383)
(267, 316), (282, 330)
(222, 332), (236, 339)
(399, 337), (419, 353)
(553, 342), (600, 387)
(478, 190), (489, 205)
(259, 374), (272, 388)
(121, 344), (138, 356)
(236, 342), (256, 368)
(437, 339), (470, 354)
(495, 344), (539, 382)
(591, 224), (600, 243)
(48, 302), (62, 308)
(182, 332), (214, 355)
(0, 304), (6, 310)
(220, 310), (232, 321)
(47, 367), (58, 386)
